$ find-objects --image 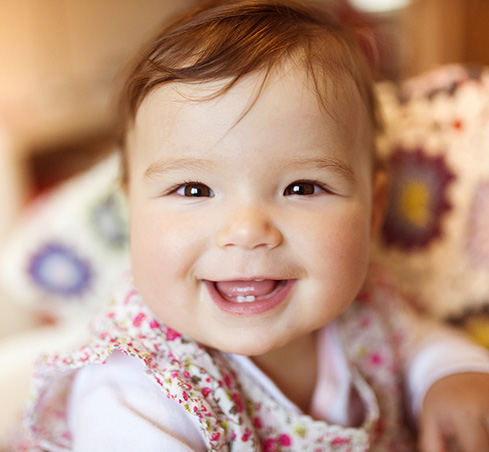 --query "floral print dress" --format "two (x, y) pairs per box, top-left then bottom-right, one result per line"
(17, 269), (415, 451)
